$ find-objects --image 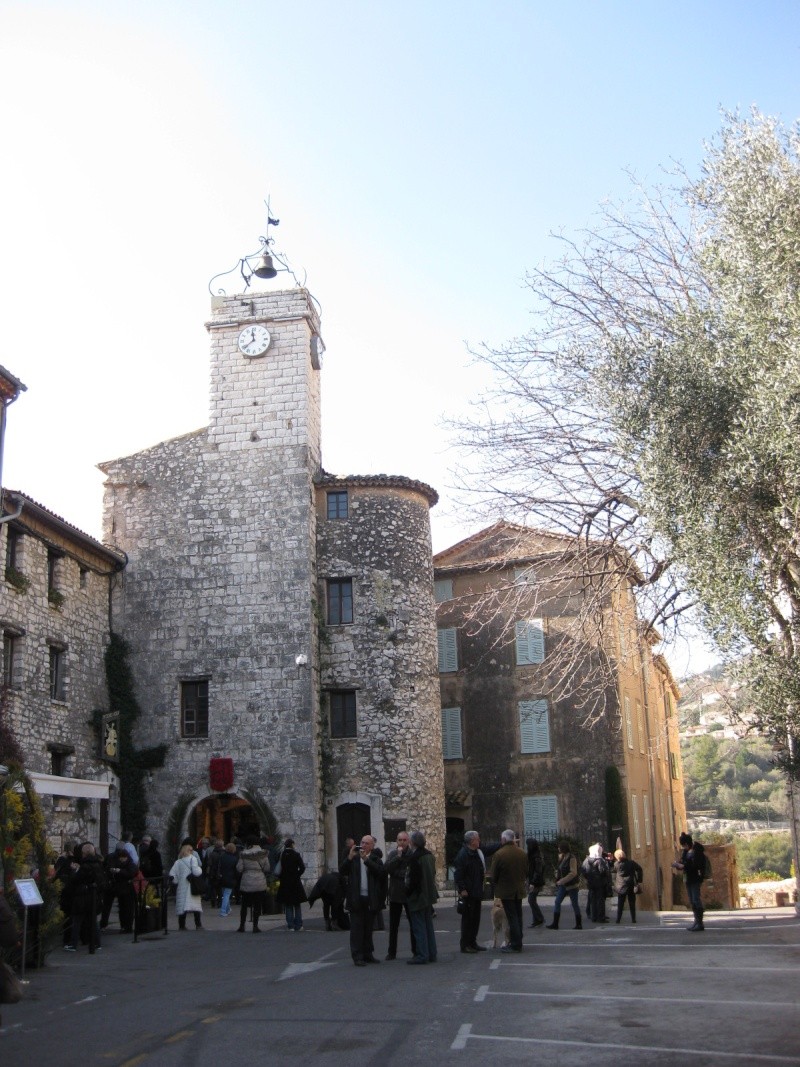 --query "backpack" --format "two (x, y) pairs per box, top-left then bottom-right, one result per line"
(698, 852), (712, 882)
